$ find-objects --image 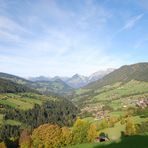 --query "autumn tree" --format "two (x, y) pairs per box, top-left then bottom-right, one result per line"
(61, 127), (72, 146)
(108, 116), (118, 127)
(0, 142), (7, 148)
(32, 124), (62, 148)
(19, 129), (32, 148)
(125, 118), (137, 135)
(72, 118), (98, 144)
(87, 124), (98, 142)
(31, 119), (98, 147)
(98, 118), (108, 129)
